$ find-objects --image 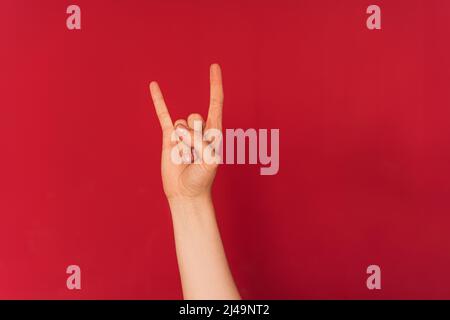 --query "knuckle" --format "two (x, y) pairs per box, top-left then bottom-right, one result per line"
(188, 113), (203, 120)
